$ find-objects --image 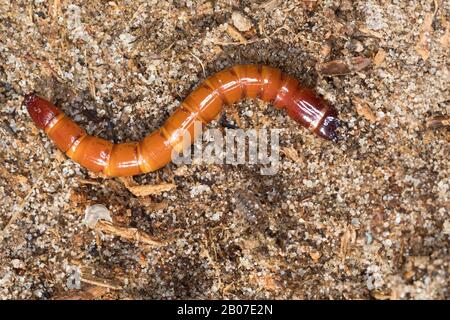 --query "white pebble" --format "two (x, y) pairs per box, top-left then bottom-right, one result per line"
(83, 204), (112, 228)
(231, 11), (253, 32)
